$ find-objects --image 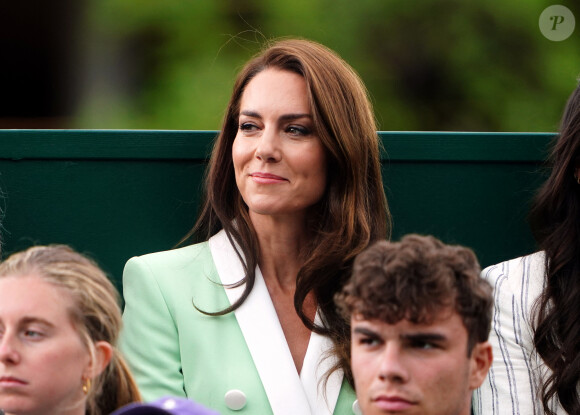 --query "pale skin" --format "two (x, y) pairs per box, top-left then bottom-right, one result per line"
(232, 68), (327, 374)
(0, 275), (112, 415)
(351, 309), (492, 415)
